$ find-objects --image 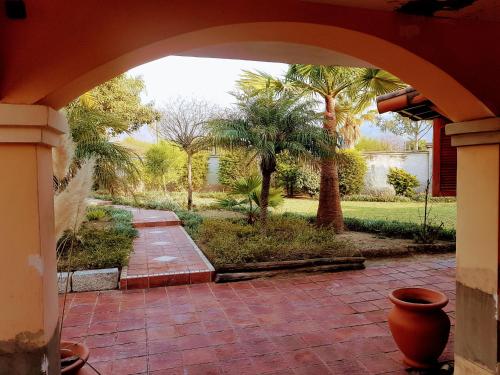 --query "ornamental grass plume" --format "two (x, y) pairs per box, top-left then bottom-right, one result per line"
(54, 158), (95, 240)
(52, 132), (75, 180)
